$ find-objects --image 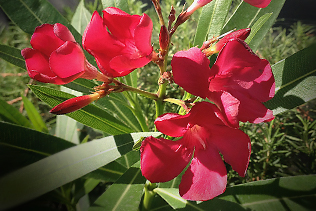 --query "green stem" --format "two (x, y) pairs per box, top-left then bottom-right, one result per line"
(122, 84), (158, 100)
(142, 181), (157, 211)
(124, 92), (150, 132)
